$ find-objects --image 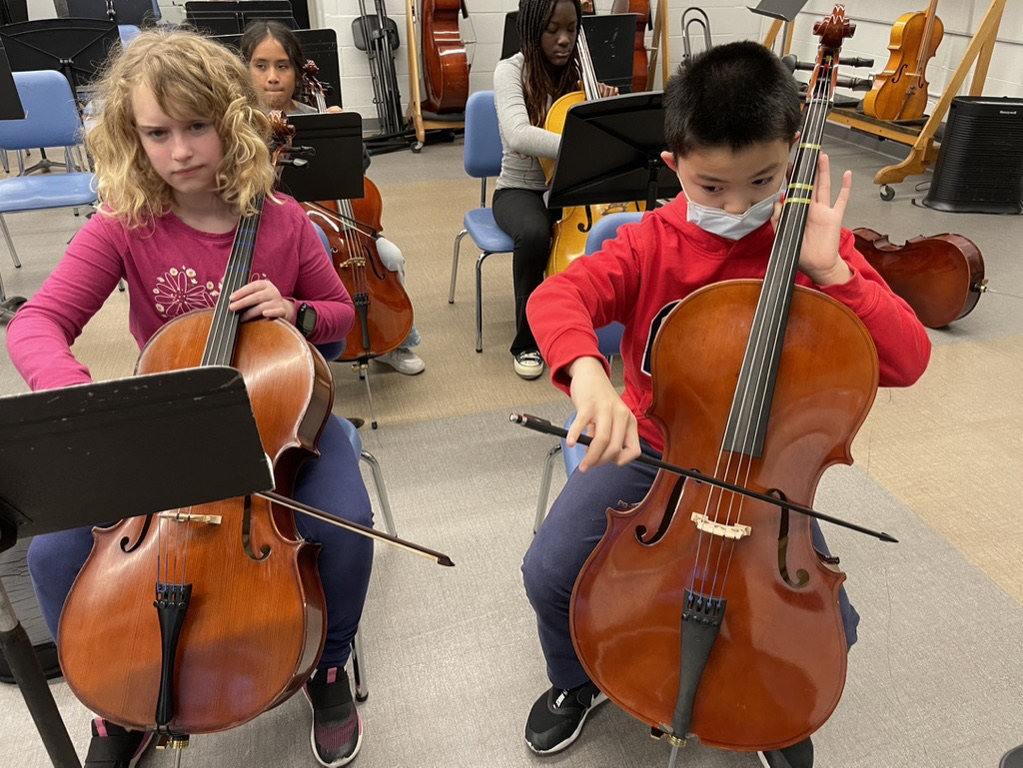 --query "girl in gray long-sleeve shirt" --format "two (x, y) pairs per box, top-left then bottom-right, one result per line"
(492, 0), (584, 380)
